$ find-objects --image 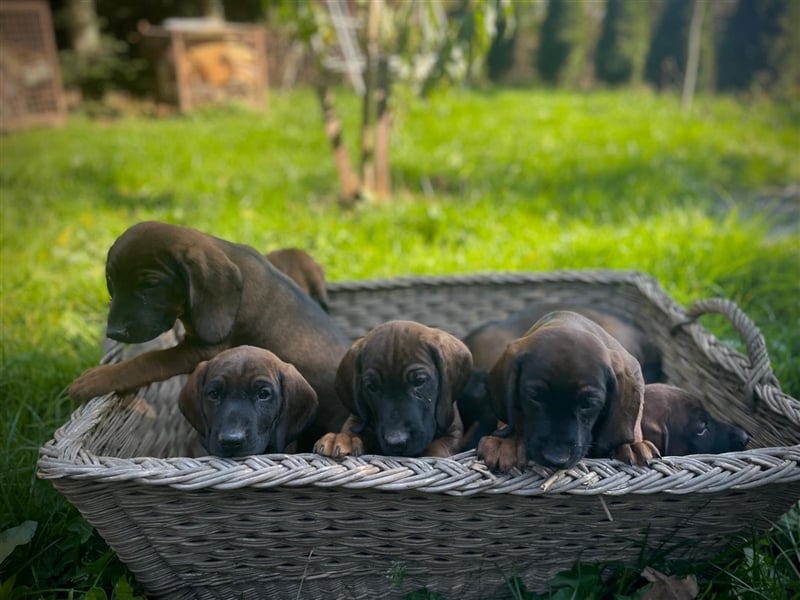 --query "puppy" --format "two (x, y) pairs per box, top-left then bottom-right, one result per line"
(266, 247), (330, 311)
(477, 311), (659, 472)
(459, 302), (662, 451)
(314, 320), (473, 458)
(642, 383), (749, 455)
(68, 221), (350, 451)
(179, 346), (319, 457)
